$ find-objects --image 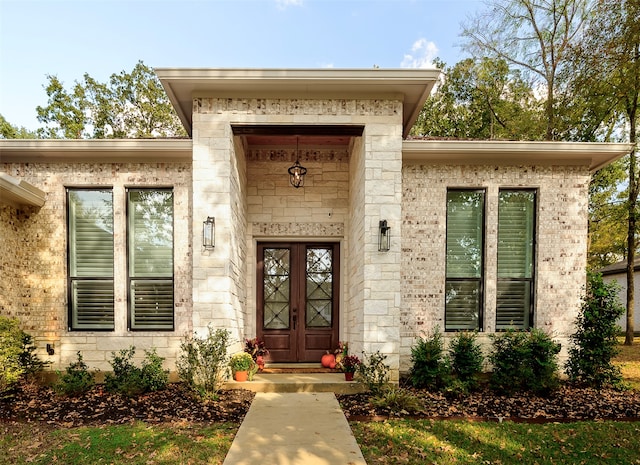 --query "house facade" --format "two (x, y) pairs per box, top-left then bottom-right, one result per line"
(0, 68), (631, 380)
